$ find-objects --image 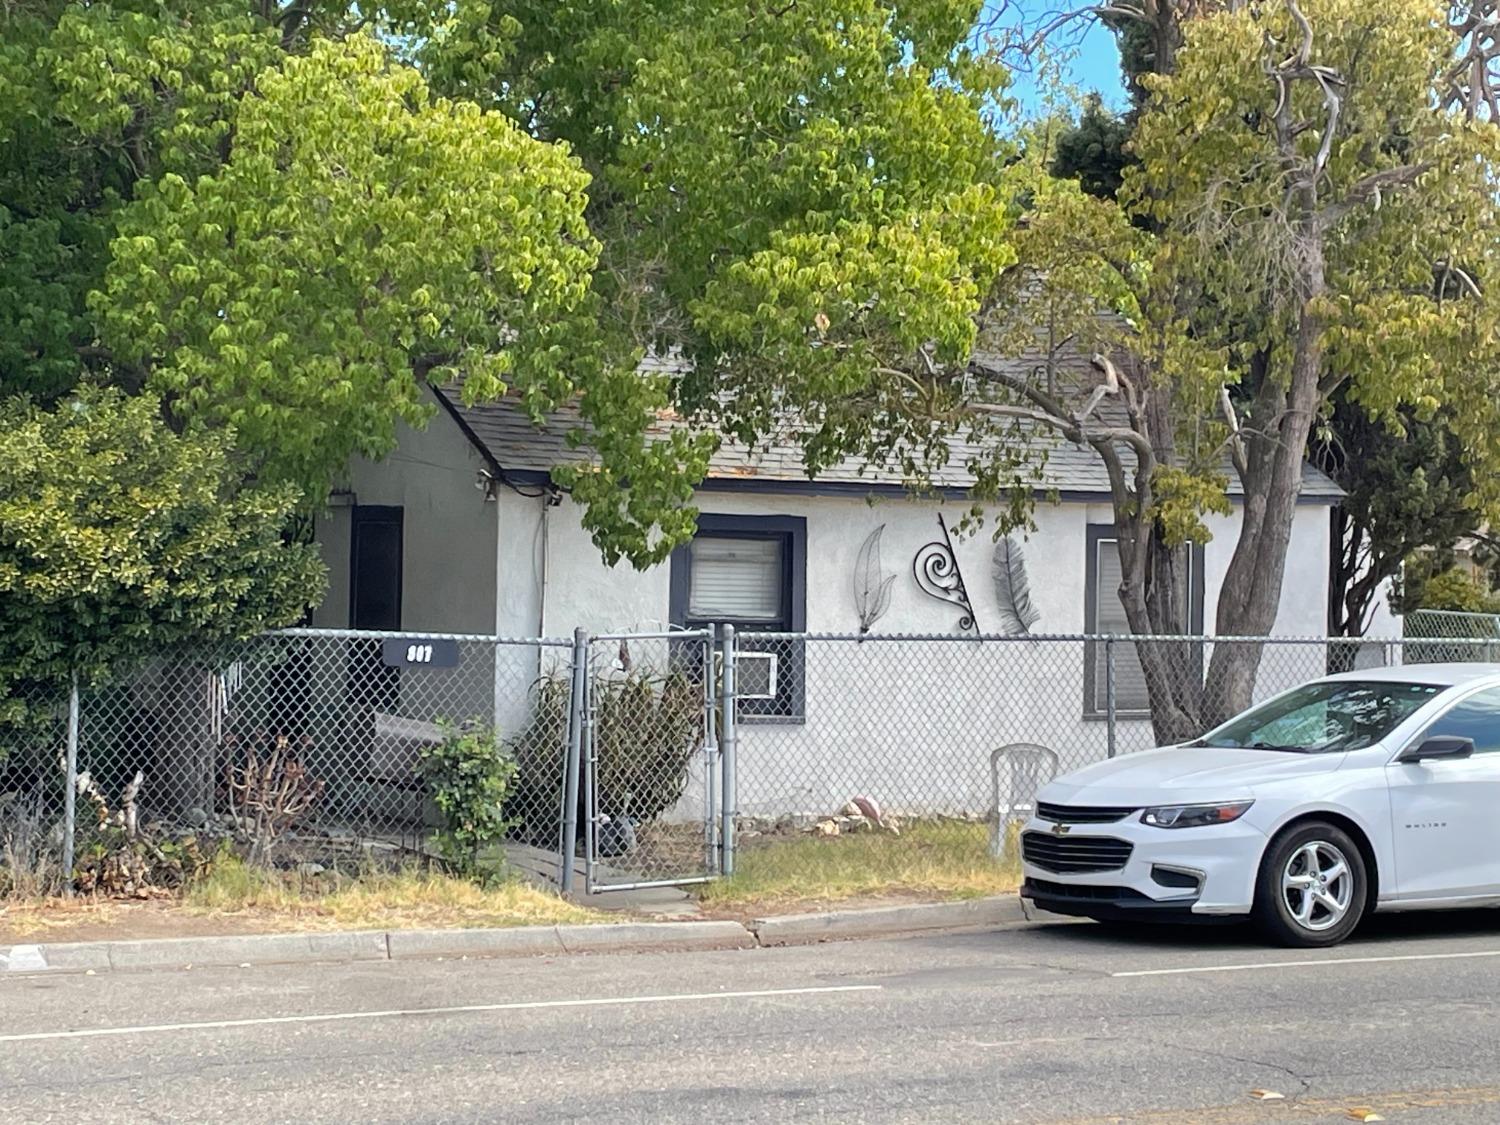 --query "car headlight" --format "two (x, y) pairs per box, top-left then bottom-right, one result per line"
(1140, 801), (1253, 829)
